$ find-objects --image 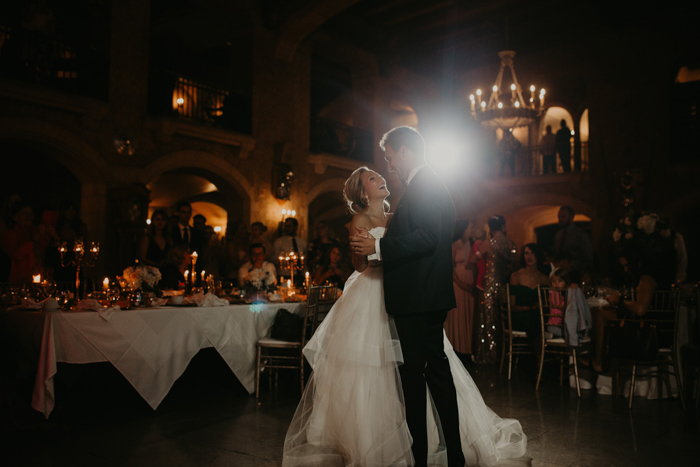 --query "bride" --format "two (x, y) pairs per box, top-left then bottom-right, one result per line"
(282, 167), (526, 467)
